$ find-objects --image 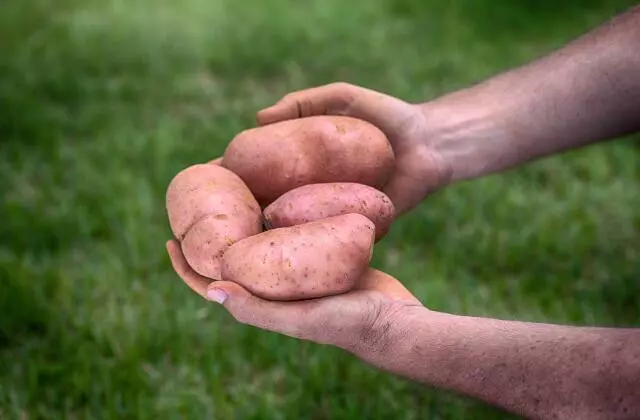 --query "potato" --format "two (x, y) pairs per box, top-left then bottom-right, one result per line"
(264, 182), (395, 242)
(166, 164), (262, 279)
(221, 213), (375, 301)
(221, 115), (395, 206)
